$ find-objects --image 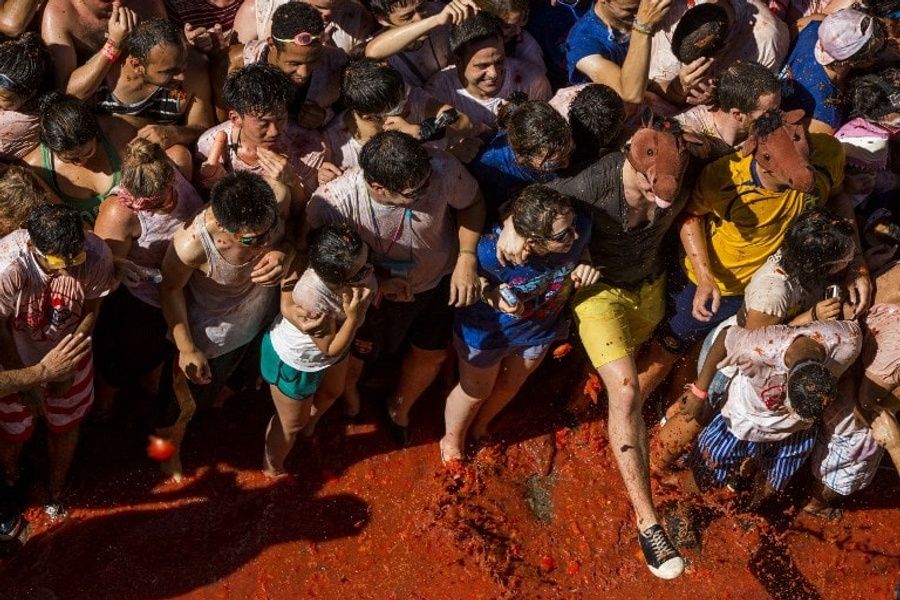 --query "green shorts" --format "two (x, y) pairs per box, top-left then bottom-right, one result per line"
(260, 332), (325, 400)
